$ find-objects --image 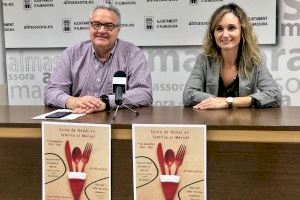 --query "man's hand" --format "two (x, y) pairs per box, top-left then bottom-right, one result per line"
(72, 106), (105, 114)
(66, 96), (106, 113)
(193, 97), (227, 110)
